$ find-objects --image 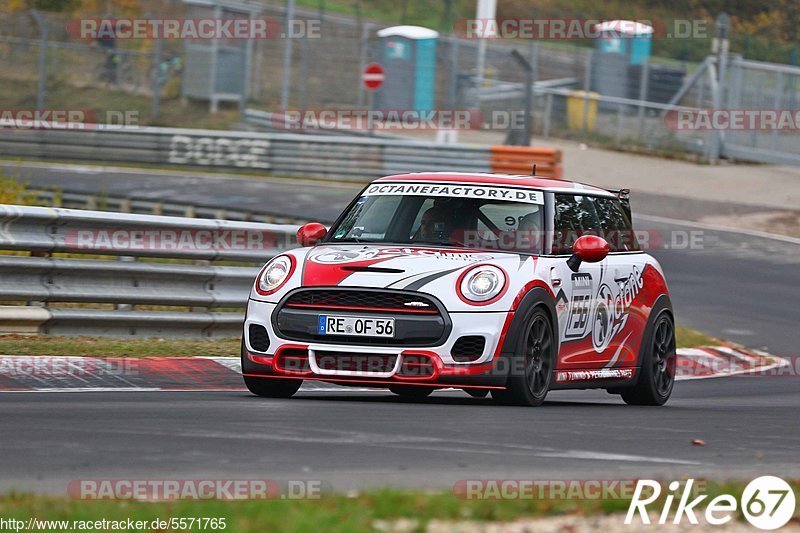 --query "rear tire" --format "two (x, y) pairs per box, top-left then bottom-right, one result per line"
(389, 385), (433, 399)
(244, 375), (302, 398)
(493, 307), (554, 406)
(621, 312), (676, 406)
